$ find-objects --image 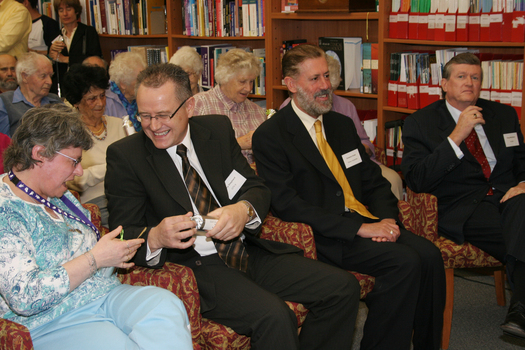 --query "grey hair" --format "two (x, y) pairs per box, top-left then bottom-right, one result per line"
(16, 52), (52, 84)
(214, 49), (261, 85)
(108, 51), (147, 87)
(326, 55), (342, 90)
(169, 46), (204, 75)
(3, 104), (93, 172)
